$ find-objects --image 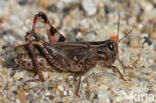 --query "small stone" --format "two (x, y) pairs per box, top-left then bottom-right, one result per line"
(88, 83), (97, 90)
(154, 58), (156, 63)
(84, 31), (97, 41)
(73, 28), (81, 34)
(39, 0), (50, 9)
(137, 52), (142, 58)
(81, 0), (98, 16)
(129, 36), (140, 48)
(143, 36), (152, 45)
(149, 64), (156, 71)
(99, 85), (108, 91)
(50, 81), (58, 88)
(150, 32), (156, 40)
(64, 98), (70, 103)
(154, 44), (156, 51)
(124, 67), (133, 74)
(7, 82), (13, 87)
(140, 1), (153, 12)
(17, 0), (29, 5)
(48, 95), (54, 100)
(76, 32), (83, 41)
(57, 85), (64, 91)
(151, 17), (156, 25)
(29, 82), (39, 88)
(7, 92), (15, 101)
(98, 98), (110, 103)
(104, 5), (114, 14)
(98, 90), (109, 99)
(113, 96), (124, 102)
(136, 60), (141, 65)
(28, 72), (35, 78)
(16, 99), (20, 103)
(128, 73), (138, 79)
(63, 91), (67, 96)
(67, 34), (76, 41)
(2, 34), (15, 44)
(43, 72), (49, 79)
(13, 72), (24, 80)
(15, 90), (27, 103)
(68, 75), (73, 80)
(137, 76), (148, 82)
(69, 89), (73, 96)
(62, 7), (71, 17)
(53, 15), (61, 28)
(1, 70), (7, 76)
(48, 4), (58, 12)
(63, 15), (72, 26)
(32, 86), (40, 92)
(118, 81), (135, 87)
(61, 0), (75, 3)
(141, 25), (154, 34)
(79, 19), (90, 30)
